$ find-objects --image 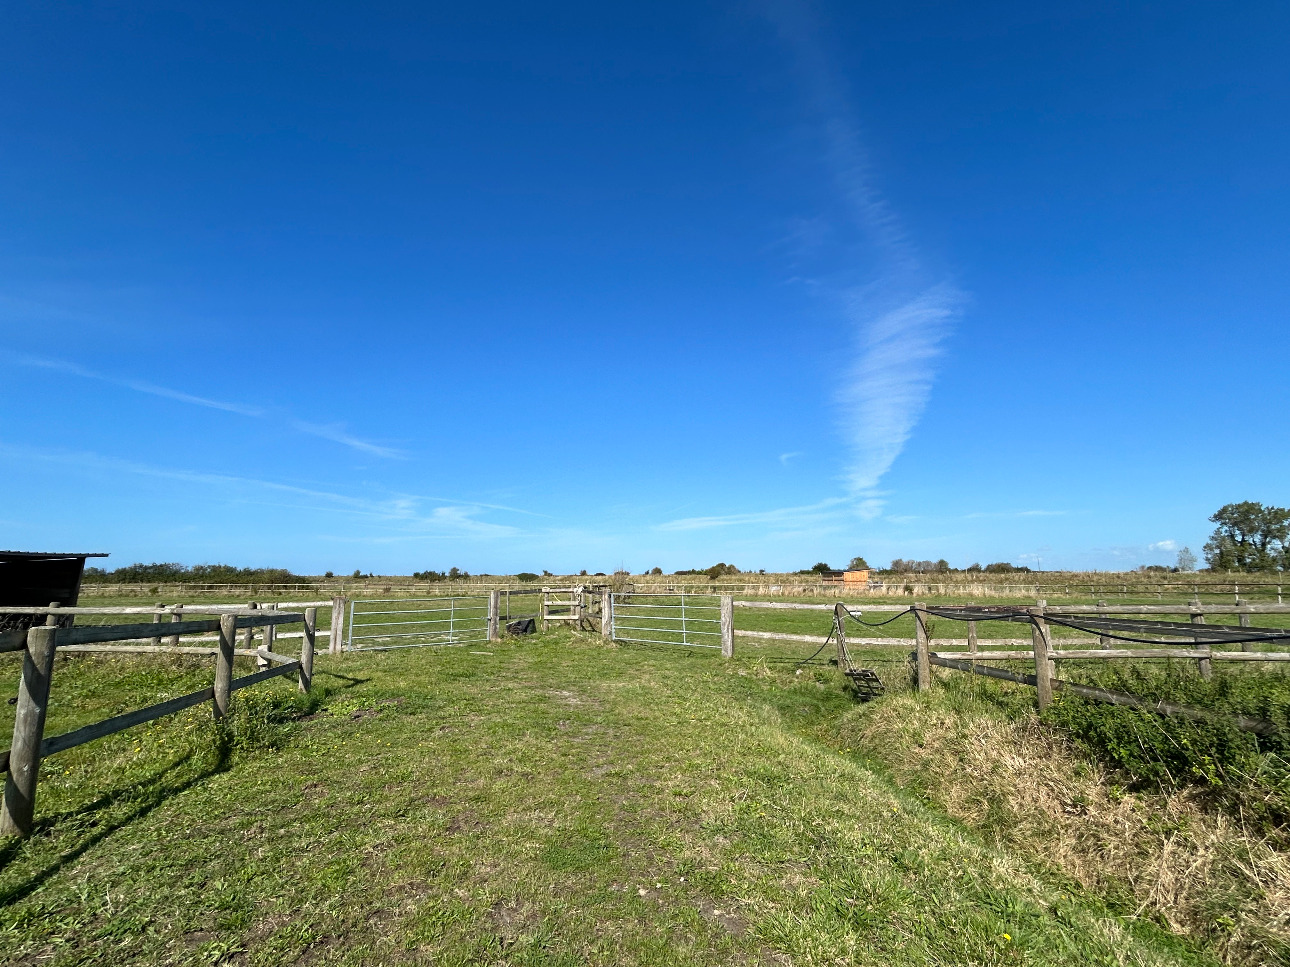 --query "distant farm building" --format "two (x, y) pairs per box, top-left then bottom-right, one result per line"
(820, 569), (871, 586)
